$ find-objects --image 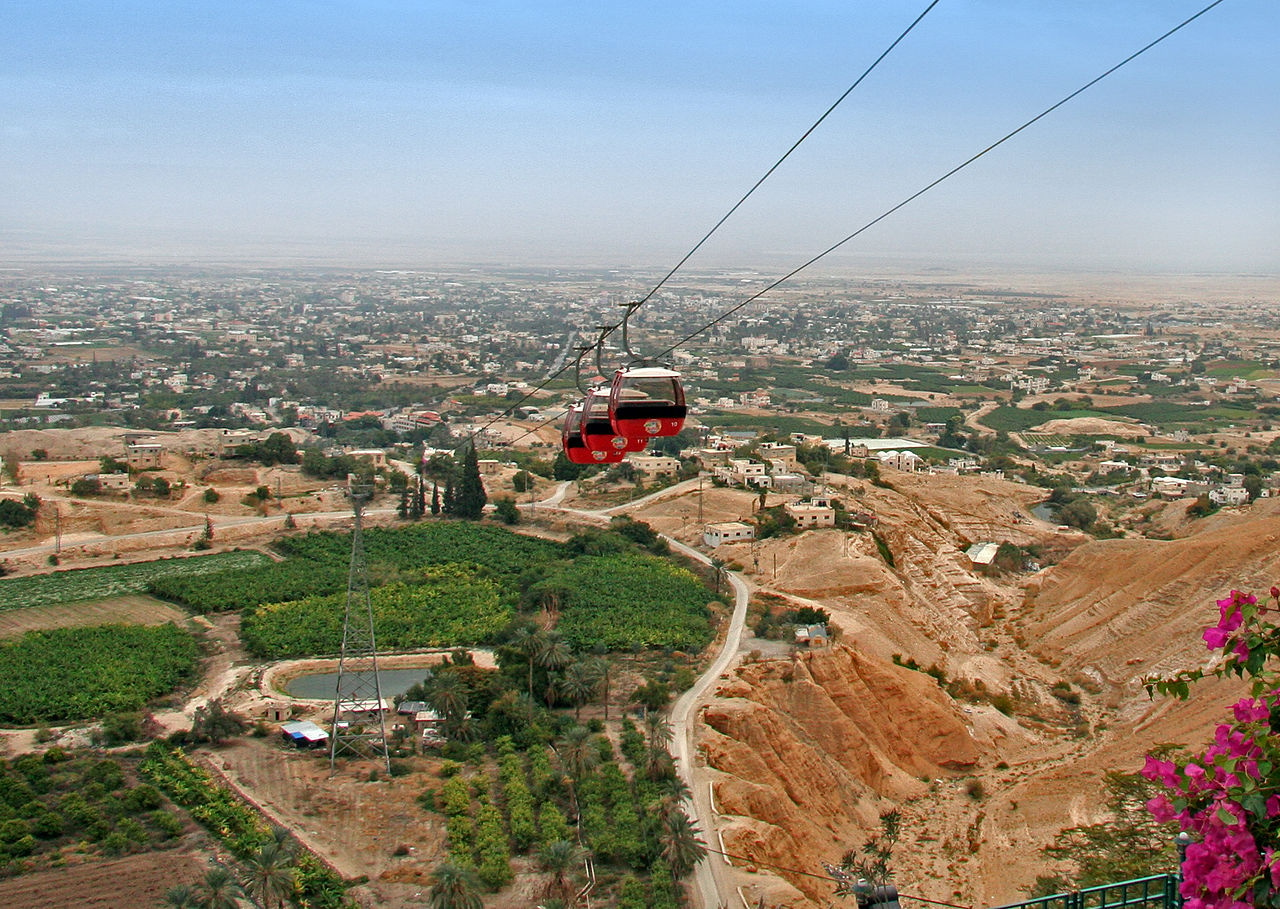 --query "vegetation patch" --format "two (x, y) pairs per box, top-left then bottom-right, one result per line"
(0, 624), (198, 725)
(0, 750), (186, 876)
(148, 559), (347, 613)
(274, 520), (564, 576)
(0, 551), (270, 612)
(241, 564), (512, 659)
(548, 554), (713, 651)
